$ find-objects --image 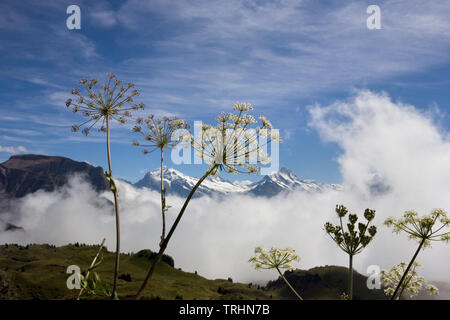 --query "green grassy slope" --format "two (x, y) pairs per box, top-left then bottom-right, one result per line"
(6, 244), (438, 300)
(266, 265), (388, 300)
(0, 243), (276, 300)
